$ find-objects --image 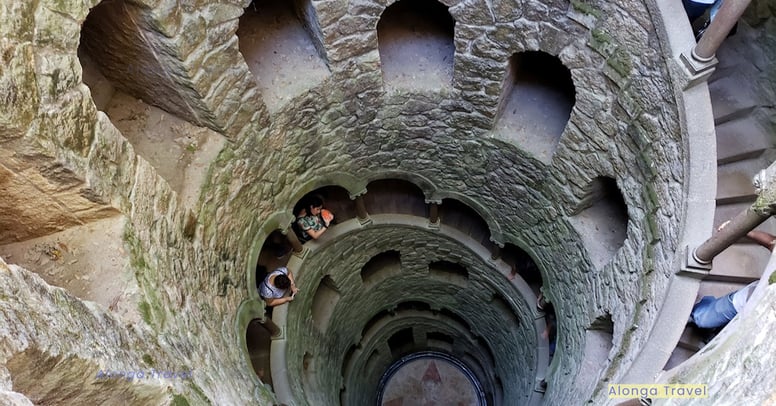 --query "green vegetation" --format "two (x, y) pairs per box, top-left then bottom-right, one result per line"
(142, 353), (155, 366)
(139, 301), (152, 325)
(608, 48), (633, 78)
(571, 0), (602, 18)
(170, 394), (190, 406)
